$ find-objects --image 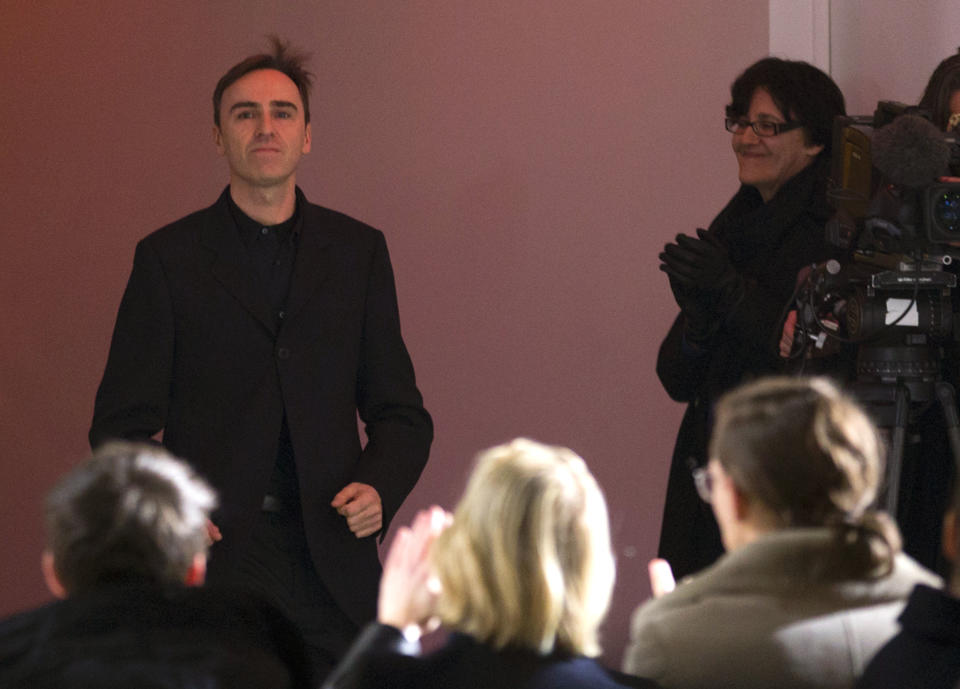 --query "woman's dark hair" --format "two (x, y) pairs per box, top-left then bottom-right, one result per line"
(919, 49), (960, 131)
(727, 57), (846, 154)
